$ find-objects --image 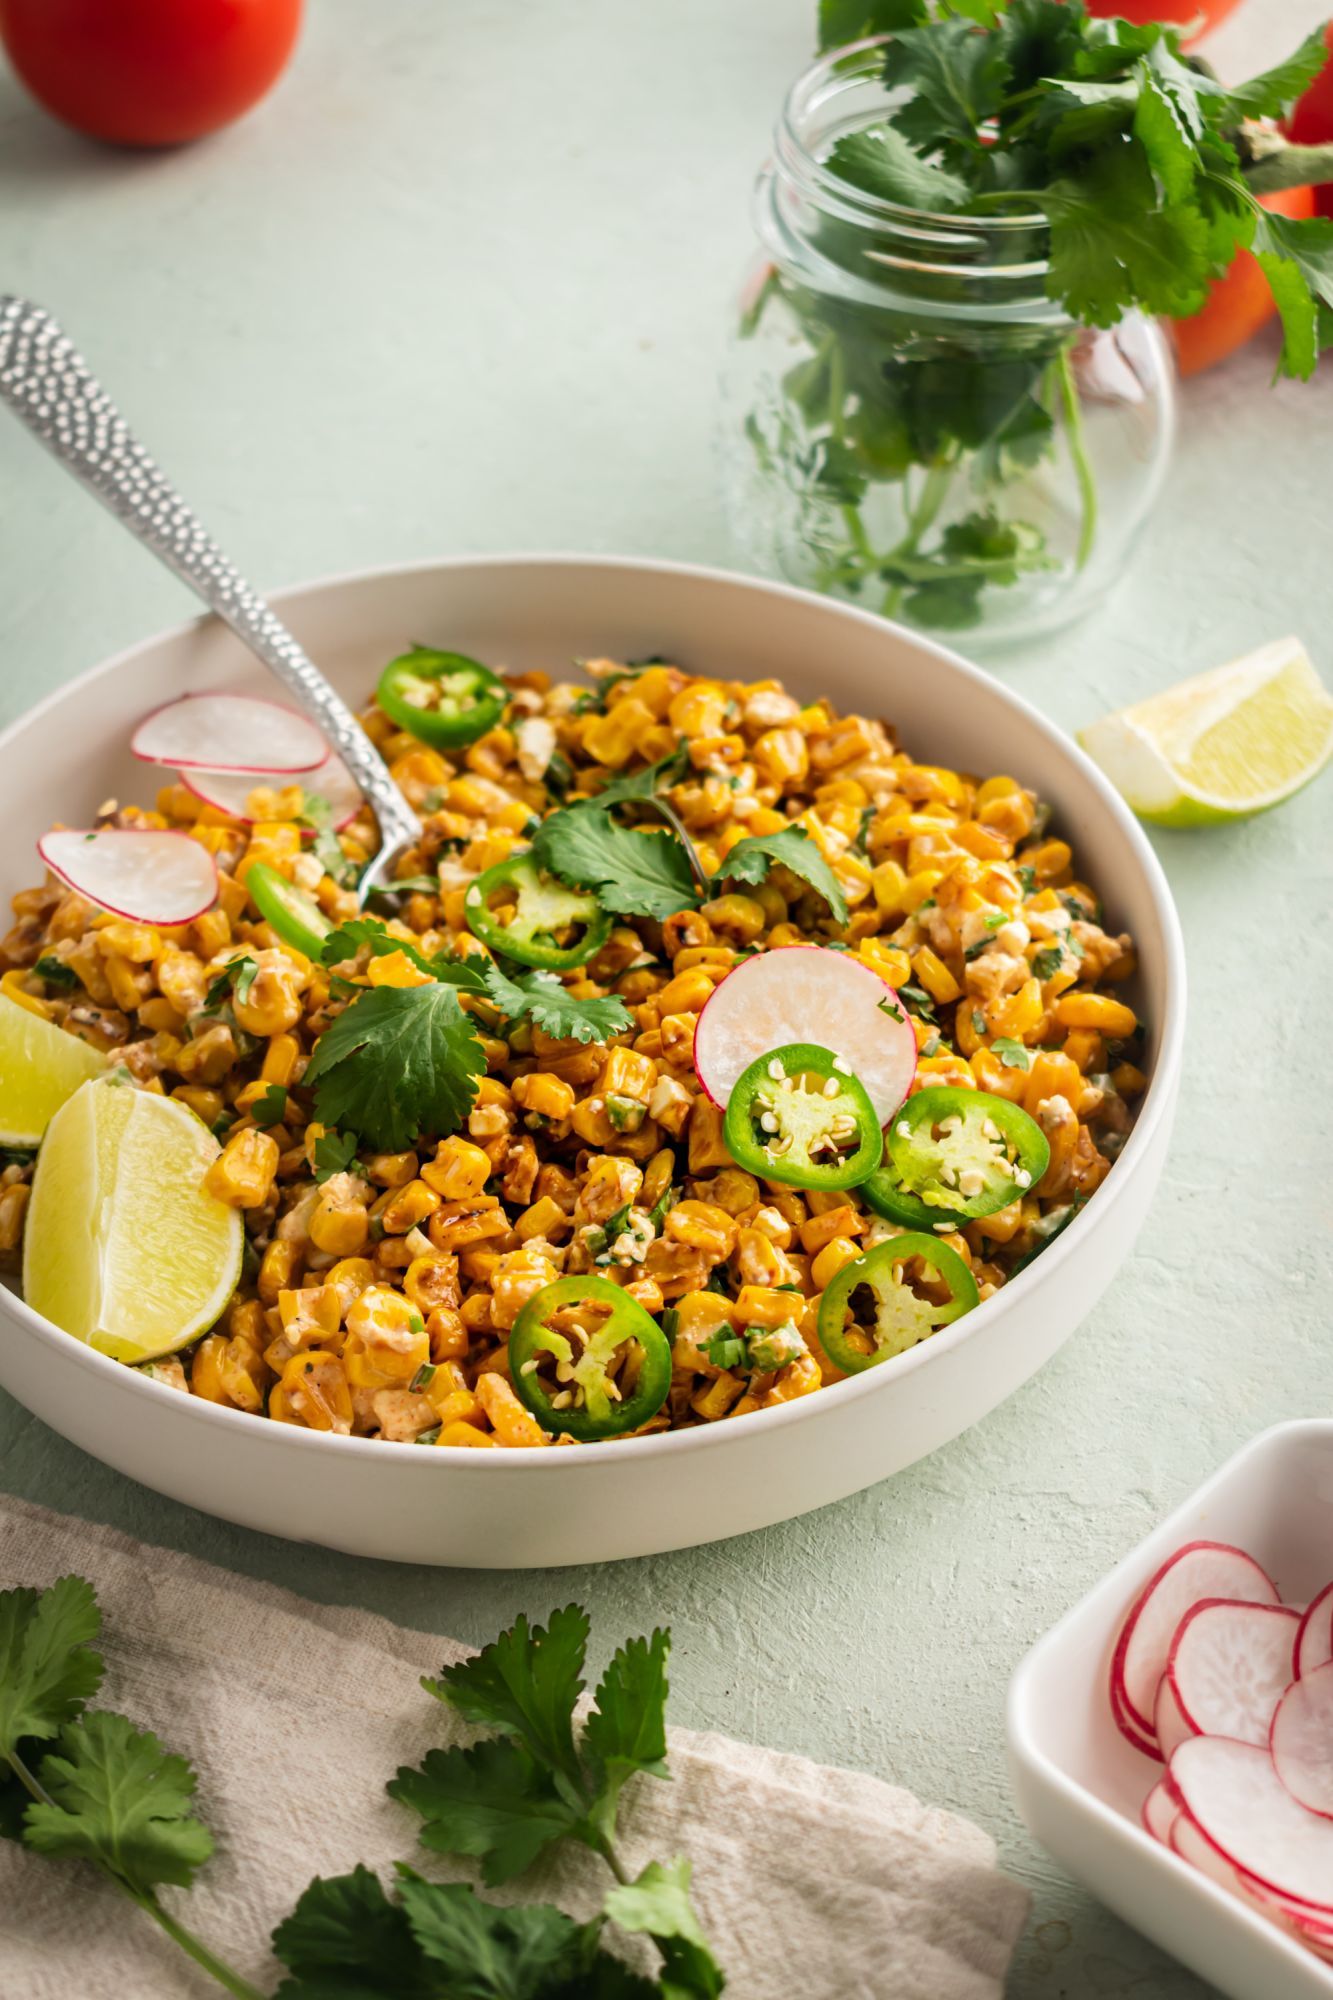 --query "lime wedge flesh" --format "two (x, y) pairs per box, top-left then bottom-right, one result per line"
(1079, 638), (1333, 827)
(24, 1079), (243, 1364)
(0, 993), (108, 1146)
